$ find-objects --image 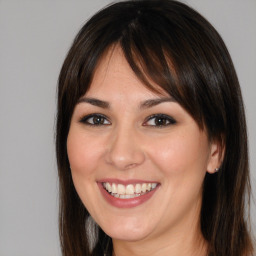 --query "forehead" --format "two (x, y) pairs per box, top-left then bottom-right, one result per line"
(85, 45), (168, 100)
